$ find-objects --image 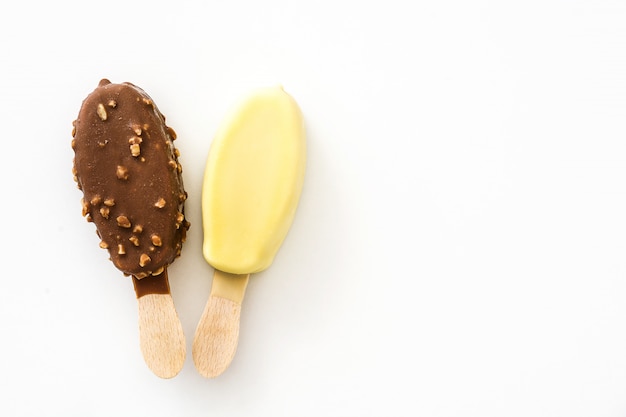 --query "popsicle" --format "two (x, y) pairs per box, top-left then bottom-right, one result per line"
(193, 86), (306, 377)
(72, 79), (190, 378)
